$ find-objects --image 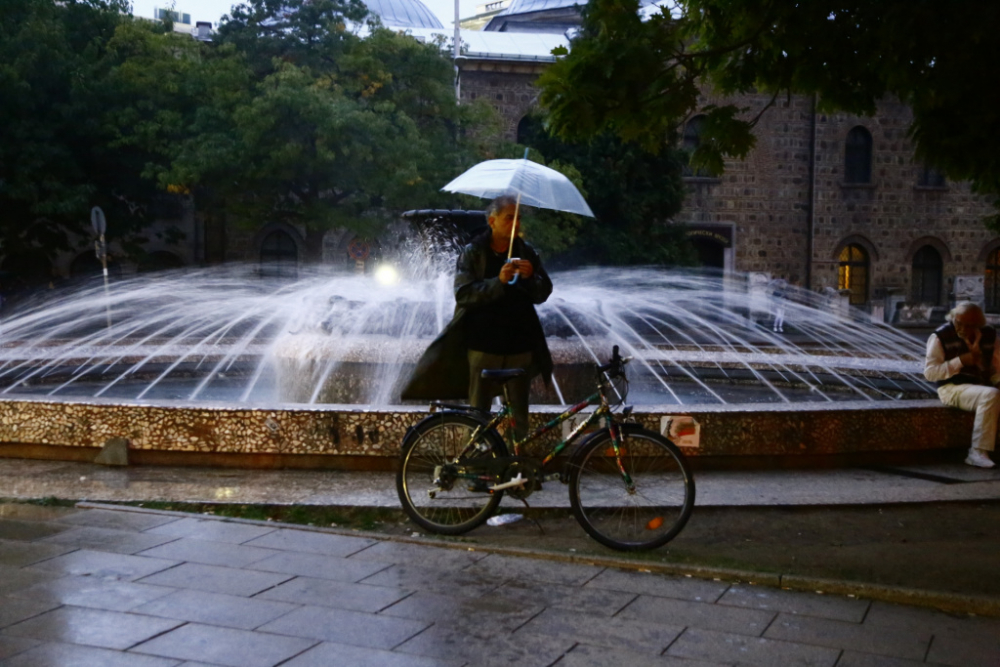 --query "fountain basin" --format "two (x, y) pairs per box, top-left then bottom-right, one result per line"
(0, 395), (971, 470)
